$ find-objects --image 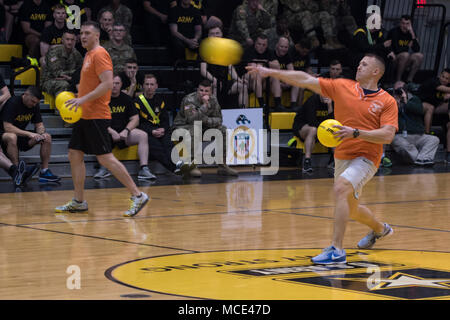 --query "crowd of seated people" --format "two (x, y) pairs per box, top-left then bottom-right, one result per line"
(0, 0), (448, 179)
